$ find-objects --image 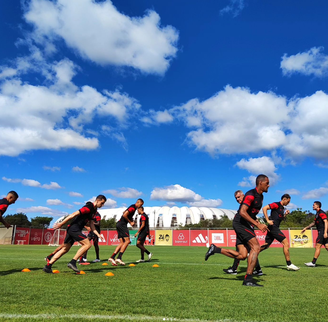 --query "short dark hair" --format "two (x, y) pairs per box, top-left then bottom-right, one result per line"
(139, 206), (144, 211)
(314, 201), (322, 208)
(281, 194), (291, 200)
(234, 190), (243, 197)
(137, 198), (144, 204)
(256, 174), (268, 186)
(8, 191), (19, 199)
(96, 194), (107, 202)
